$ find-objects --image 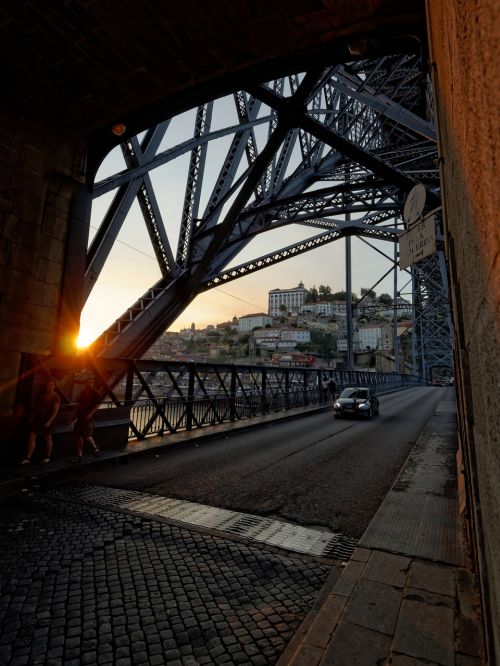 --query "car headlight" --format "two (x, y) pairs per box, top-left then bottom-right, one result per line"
(334, 402), (341, 408)
(358, 402), (370, 410)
